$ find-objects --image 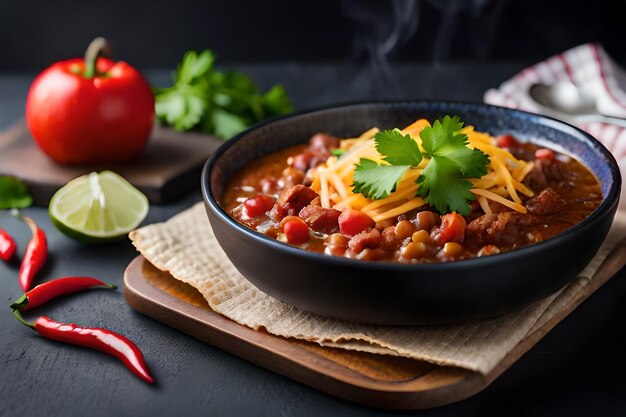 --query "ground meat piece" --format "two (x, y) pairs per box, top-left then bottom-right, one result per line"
(488, 200), (513, 213)
(259, 176), (278, 194)
(279, 167), (305, 188)
(268, 203), (288, 222)
(380, 226), (401, 251)
(510, 146), (535, 161)
(348, 228), (381, 253)
(525, 159), (565, 190)
(308, 133), (340, 155)
(289, 151), (330, 172)
(289, 153), (315, 172)
(466, 212), (538, 246)
(526, 187), (567, 215)
(308, 154), (326, 169)
(298, 205), (341, 234)
(276, 185), (319, 216)
(285, 134), (341, 173)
